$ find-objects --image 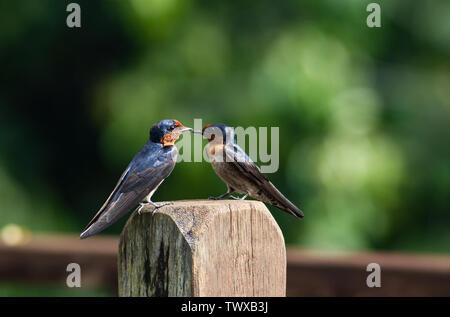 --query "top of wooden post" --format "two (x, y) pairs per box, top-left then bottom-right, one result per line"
(119, 200), (286, 297)
(138, 199), (283, 245)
